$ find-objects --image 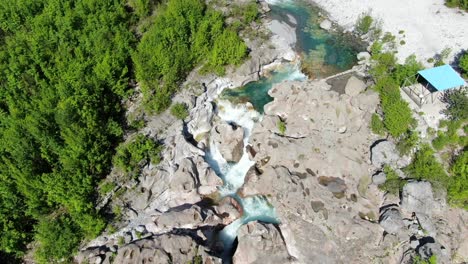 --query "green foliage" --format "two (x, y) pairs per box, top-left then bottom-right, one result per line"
(277, 120), (286, 135)
(128, 0), (154, 18)
(432, 120), (464, 150)
(99, 181), (117, 196)
(34, 216), (81, 264)
(397, 130), (419, 155)
(413, 254), (438, 264)
(445, 0), (468, 11)
(379, 165), (405, 195)
(440, 87), (468, 121)
(0, 0), (134, 259)
(355, 13), (373, 34)
(231, 1), (259, 24)
(459, 53), (468, 76)
(370, 44), (418, 138)
(393, 55), (424, 85)
(133, 0), (247, 113)
(371, 113), (385, 135)
(434, 47), (452, 66)
(171, 103), (189, 120)
(244, 2), (259, 23)
(447, 150), (468, 209)
(405, 144), (448, 188)
(114, 134), (162, 177)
